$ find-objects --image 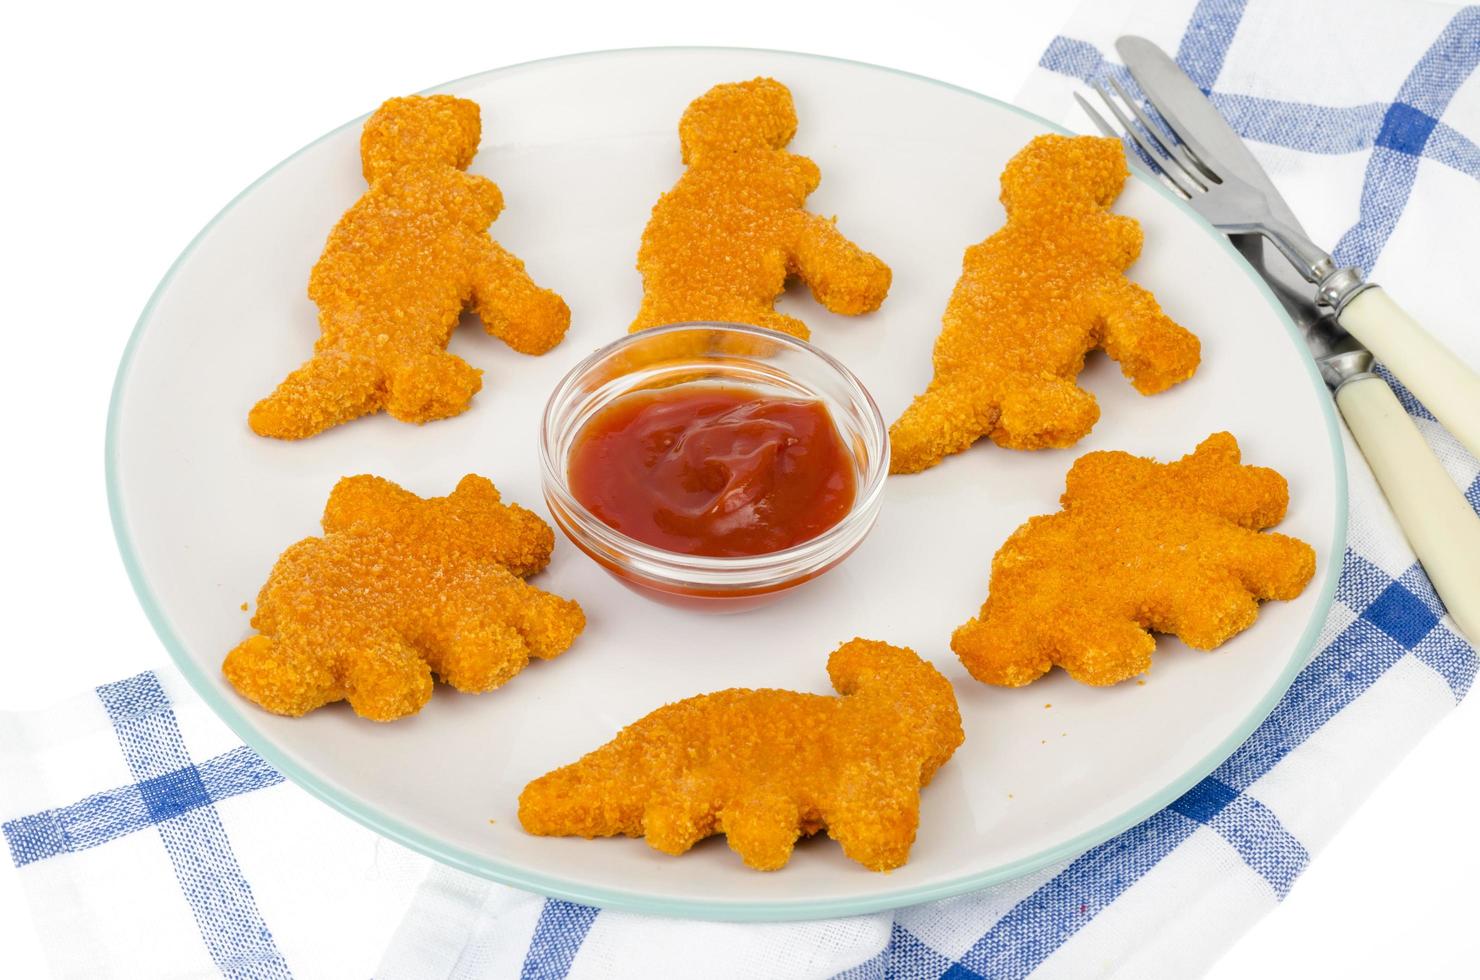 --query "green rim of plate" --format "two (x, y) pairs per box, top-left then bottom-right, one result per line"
(105, 45), (1349, 922)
